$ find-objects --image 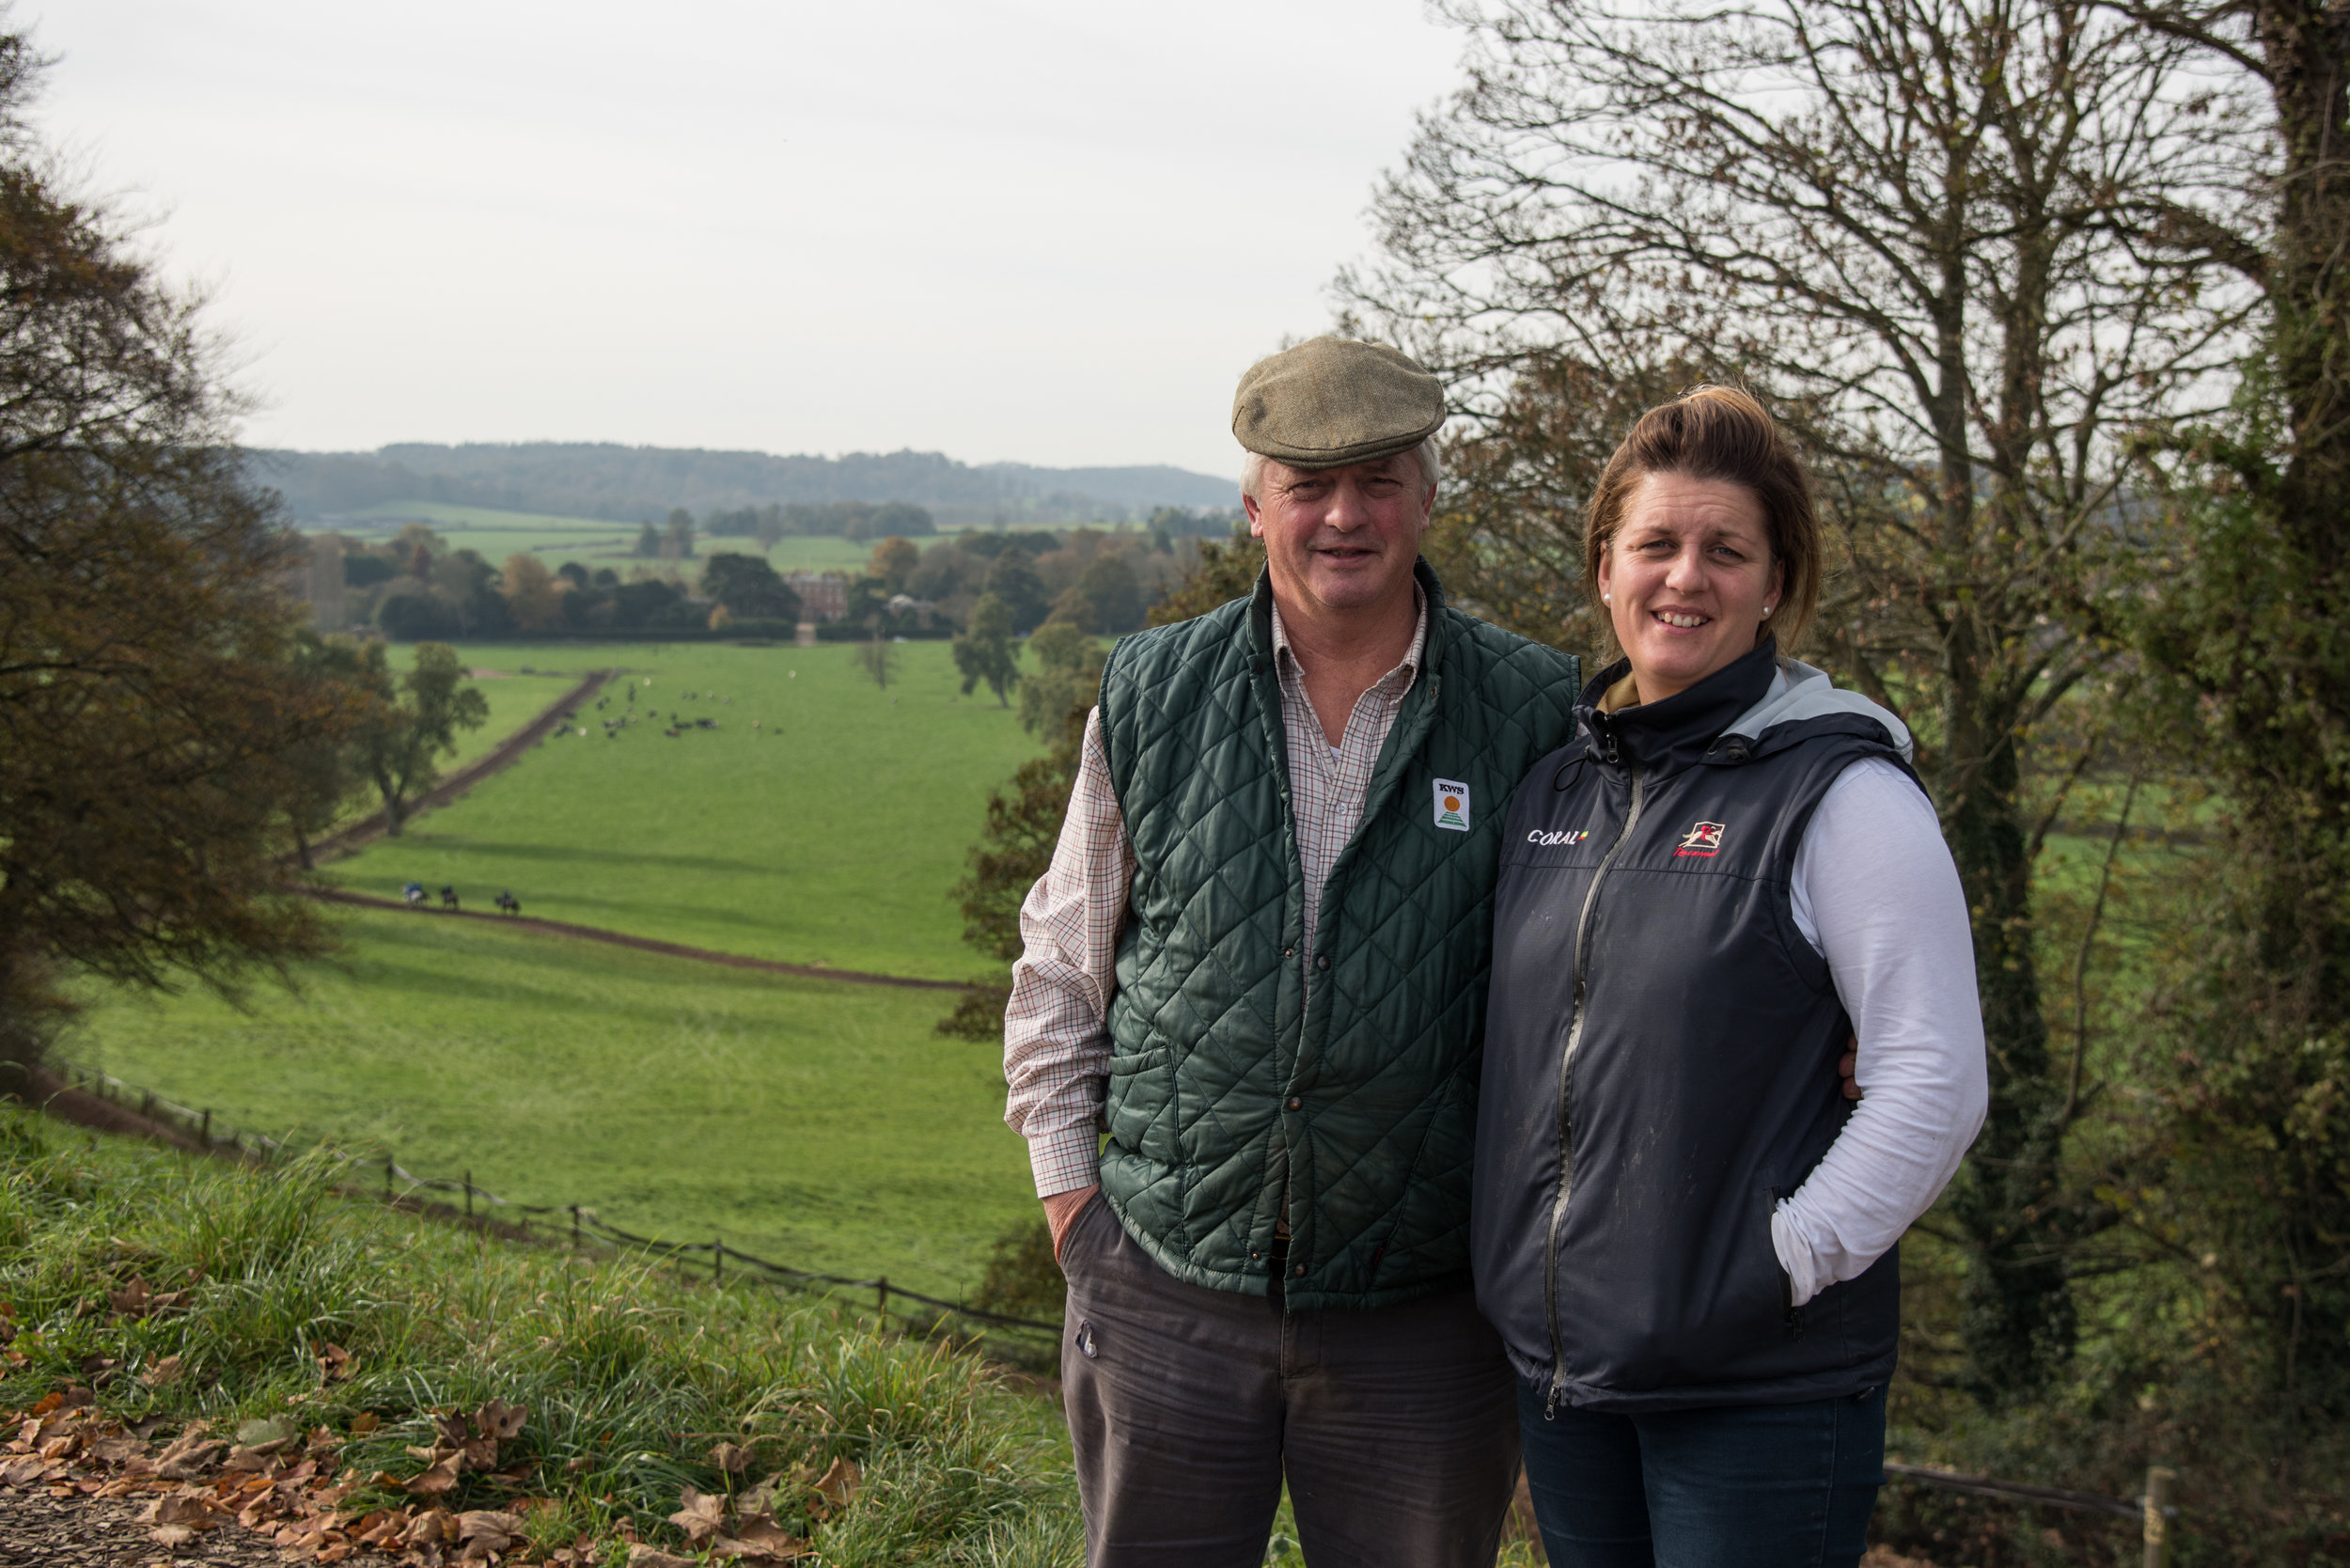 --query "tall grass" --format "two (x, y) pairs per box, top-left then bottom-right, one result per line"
(0, 1114), (1080, 1564)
